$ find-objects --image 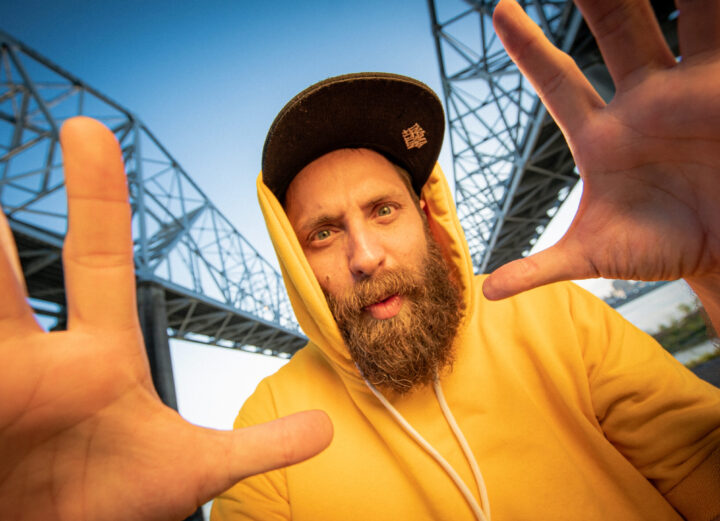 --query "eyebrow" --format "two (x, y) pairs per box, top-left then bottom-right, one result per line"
(300, 213), (341, 234)
(297, 190), (405, 234)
